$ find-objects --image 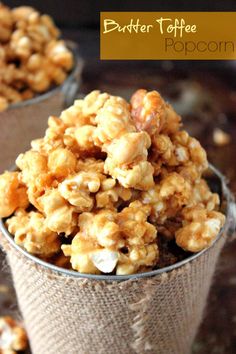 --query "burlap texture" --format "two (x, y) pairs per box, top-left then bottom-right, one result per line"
(1, 231), (227, 354)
